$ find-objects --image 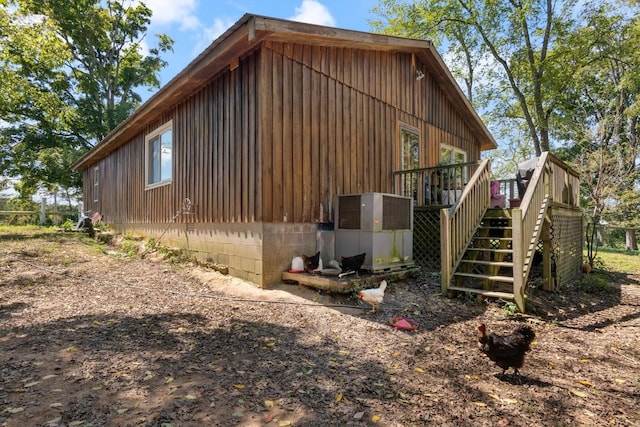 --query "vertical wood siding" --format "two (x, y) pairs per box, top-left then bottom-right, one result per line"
(259, 41), (480, 223)
(84, 41), (481, 226)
